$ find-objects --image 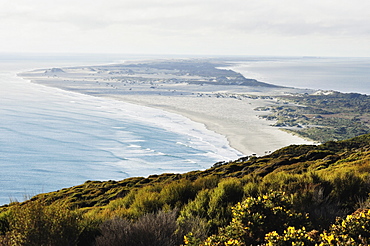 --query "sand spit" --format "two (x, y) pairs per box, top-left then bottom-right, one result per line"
(20, 60), (316, 156)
